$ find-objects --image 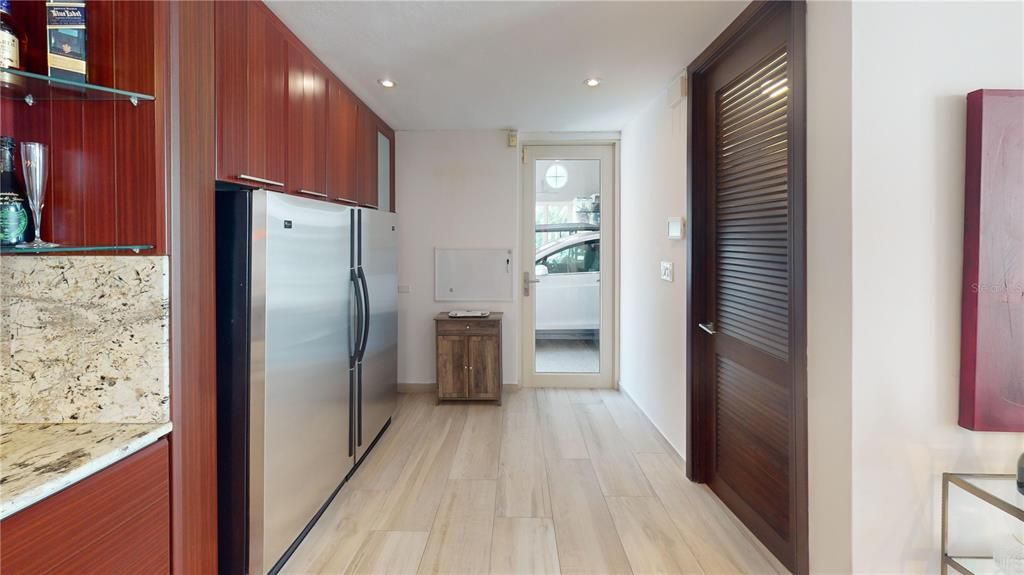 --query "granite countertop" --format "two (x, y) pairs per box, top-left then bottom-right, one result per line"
(0, 421), (172, 519)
